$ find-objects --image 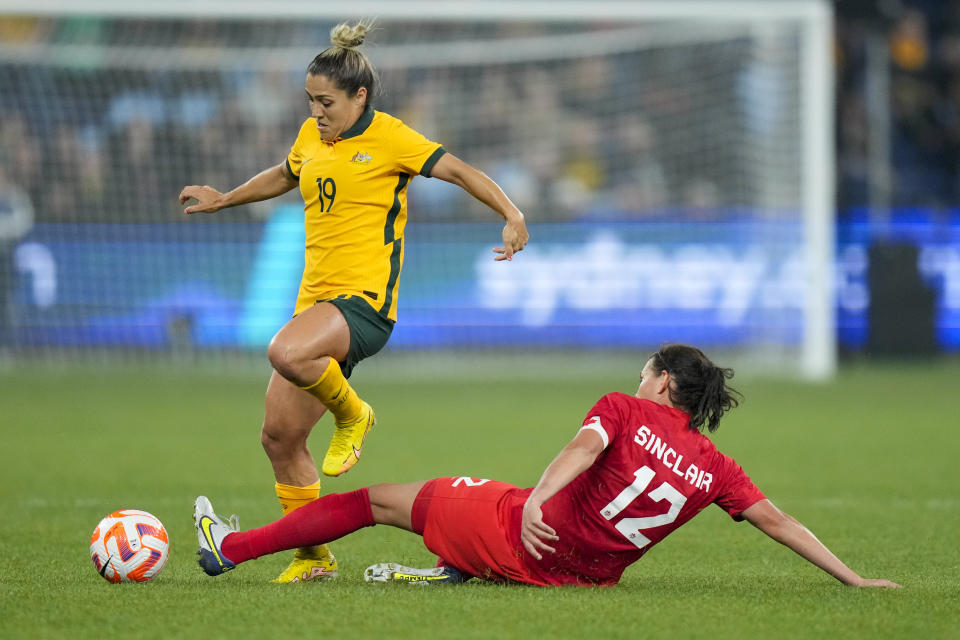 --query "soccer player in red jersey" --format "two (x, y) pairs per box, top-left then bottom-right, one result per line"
(194, 344), (900, 588)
